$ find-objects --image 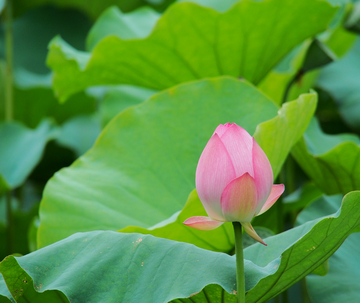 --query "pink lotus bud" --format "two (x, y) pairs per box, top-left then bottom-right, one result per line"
(184, 123), (284, 245)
